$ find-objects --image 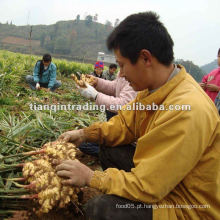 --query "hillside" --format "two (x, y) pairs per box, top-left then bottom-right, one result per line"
(0, 20), (113, 63)
(174, 59), (206, 82)
(0, 20), (207, 80)
(200, 59), (218, 74)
